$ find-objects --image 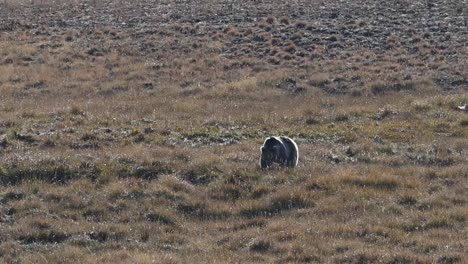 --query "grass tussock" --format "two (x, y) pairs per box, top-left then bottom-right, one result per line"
(239, 188), (313, 218)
